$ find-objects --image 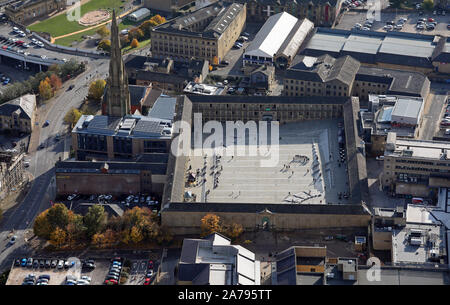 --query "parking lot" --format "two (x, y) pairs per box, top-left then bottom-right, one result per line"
(335, 10), (449, 36)
(6, 257), (83, 285)
(61, 193), (162, 216)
